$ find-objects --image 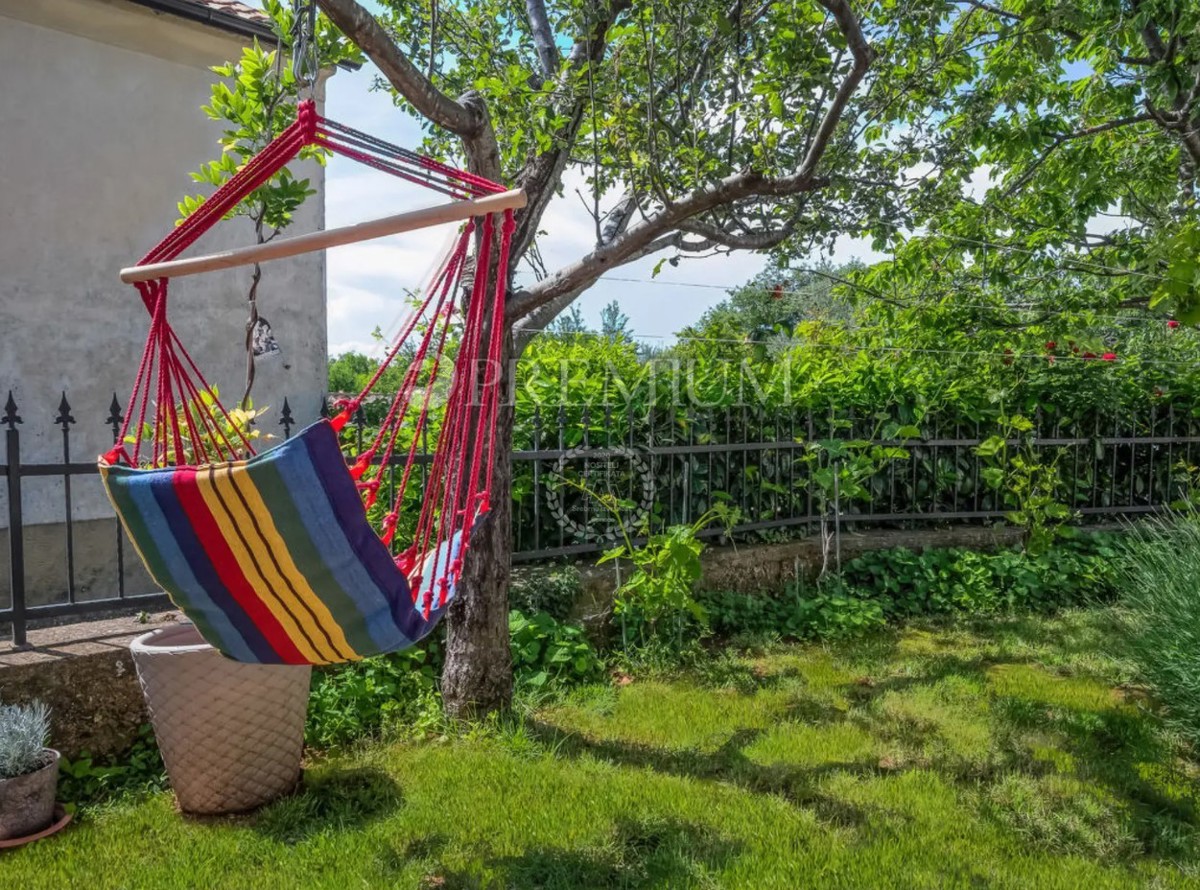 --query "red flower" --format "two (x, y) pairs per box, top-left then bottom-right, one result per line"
(1082, 351), (1096, 359)
(1047, 356), (1056, 366)
(1044, 341), (1057, 351)
(1102, 352), (1117, 362)
(1168, 320), (1180, 329)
